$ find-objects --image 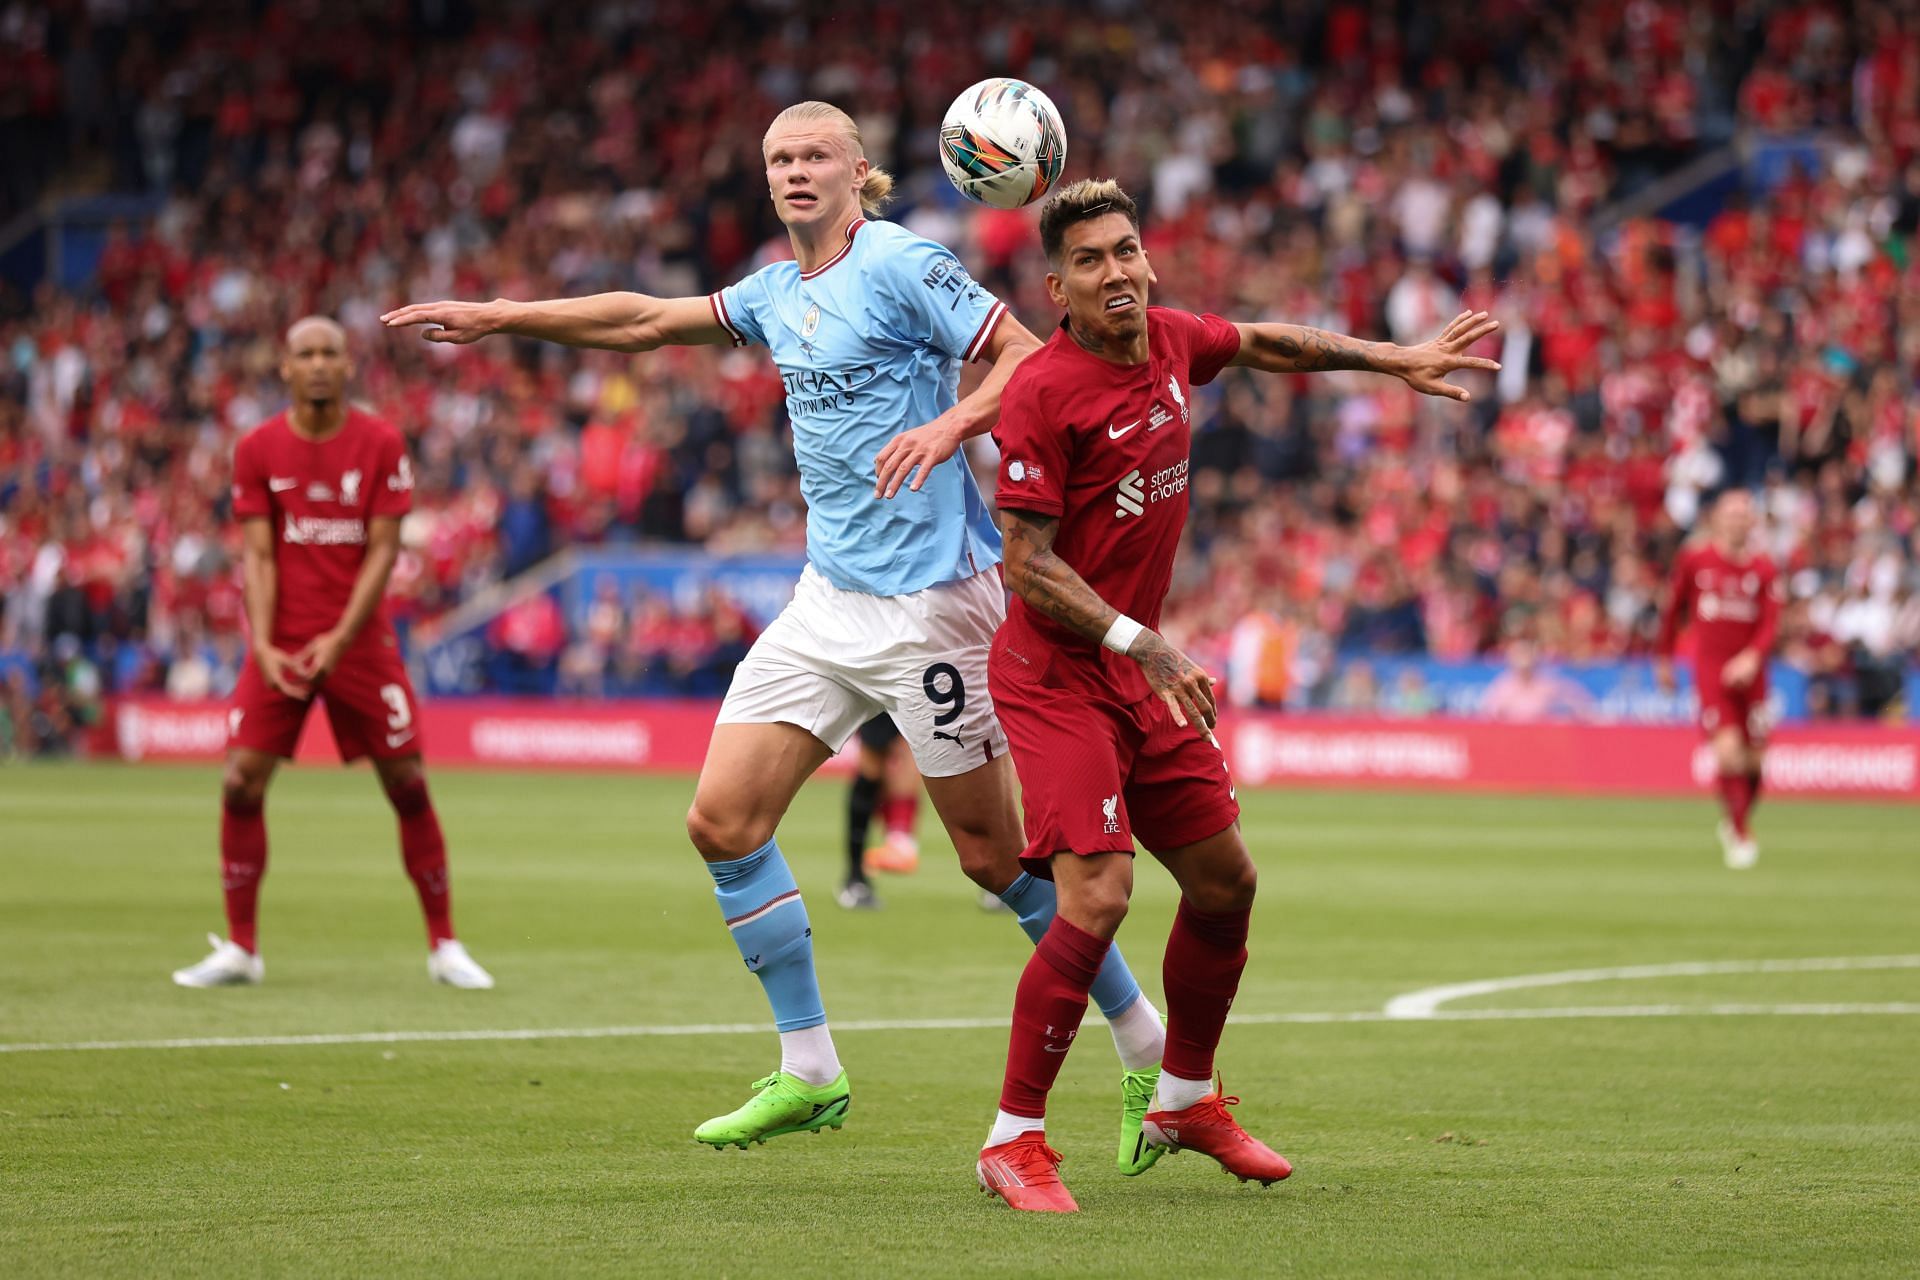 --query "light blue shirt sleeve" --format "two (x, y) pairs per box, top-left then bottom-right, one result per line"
(871, 234), (1008, 363)
(711, 273), (768, 348)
